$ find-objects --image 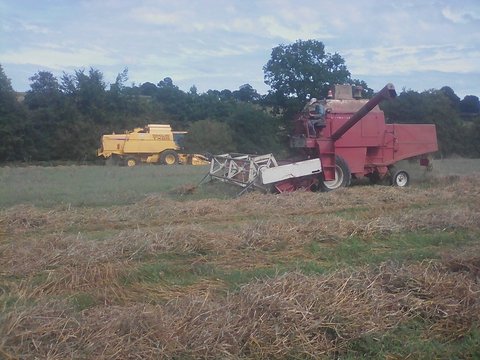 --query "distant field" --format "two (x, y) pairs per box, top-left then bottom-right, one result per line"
(400, 157), (480, 178)
(1, 159), (479, 359)
(0, 158), (479, 208)
(0, 164), (211, 208)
